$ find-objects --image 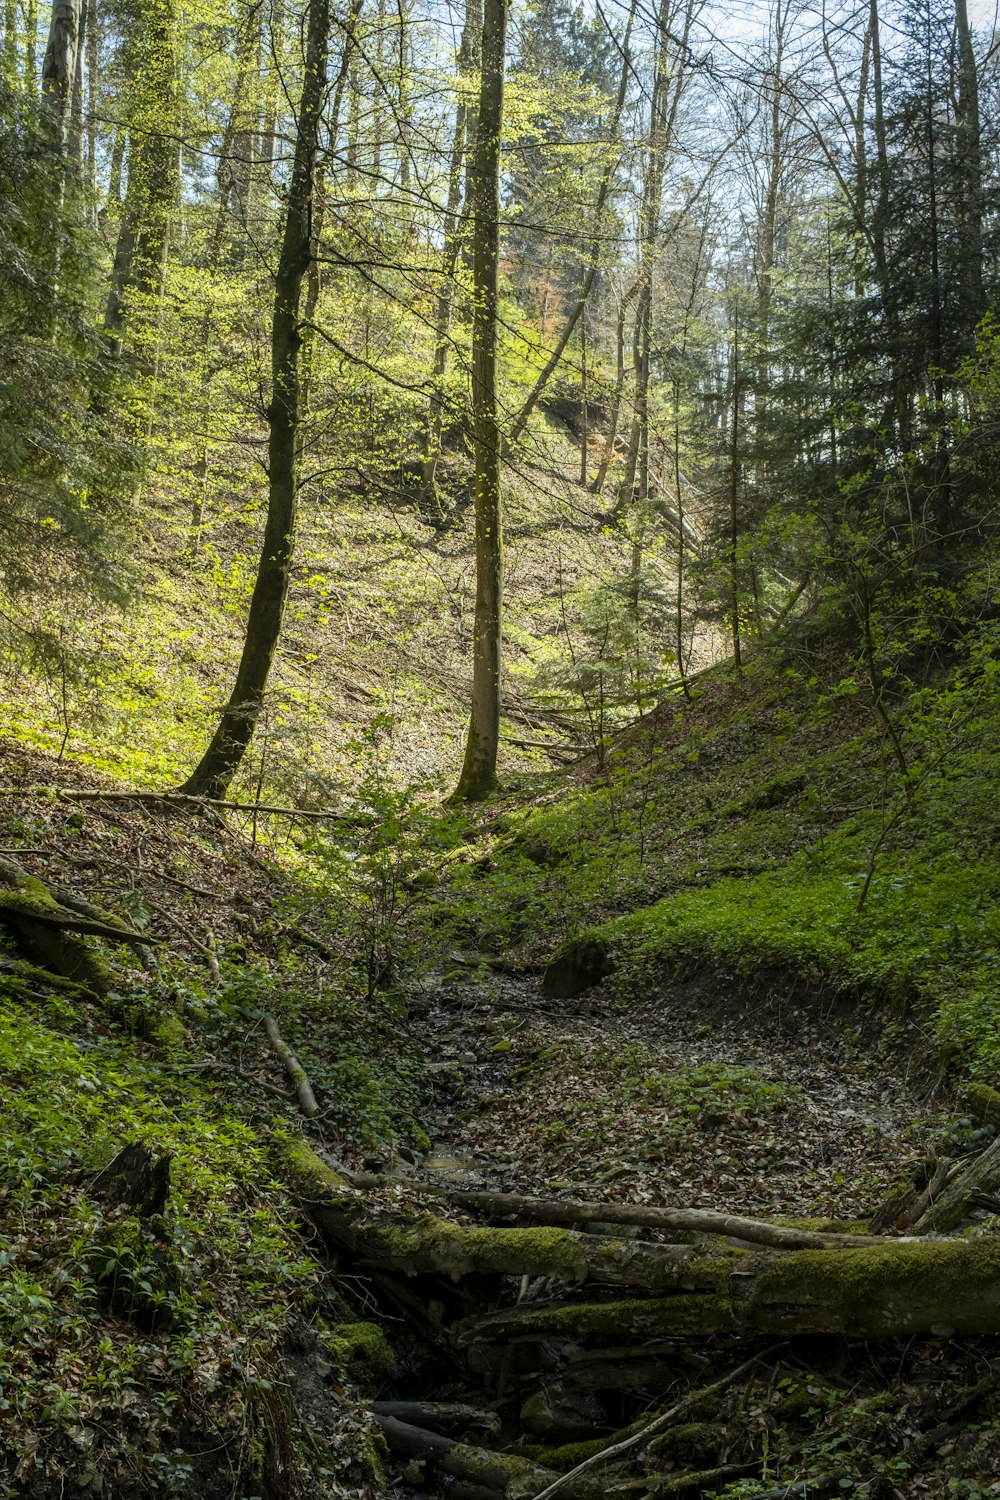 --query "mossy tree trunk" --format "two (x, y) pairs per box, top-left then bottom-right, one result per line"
(179, 0), (333, 800)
